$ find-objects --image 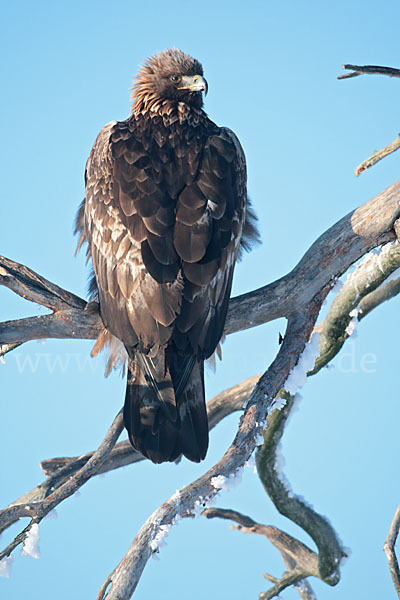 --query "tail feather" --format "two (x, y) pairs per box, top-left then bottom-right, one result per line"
(123, 352), (208, 463)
